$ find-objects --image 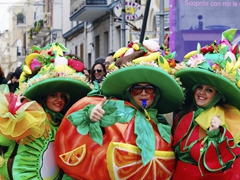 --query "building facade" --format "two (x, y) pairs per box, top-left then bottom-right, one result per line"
(0, 0), (169, 73)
